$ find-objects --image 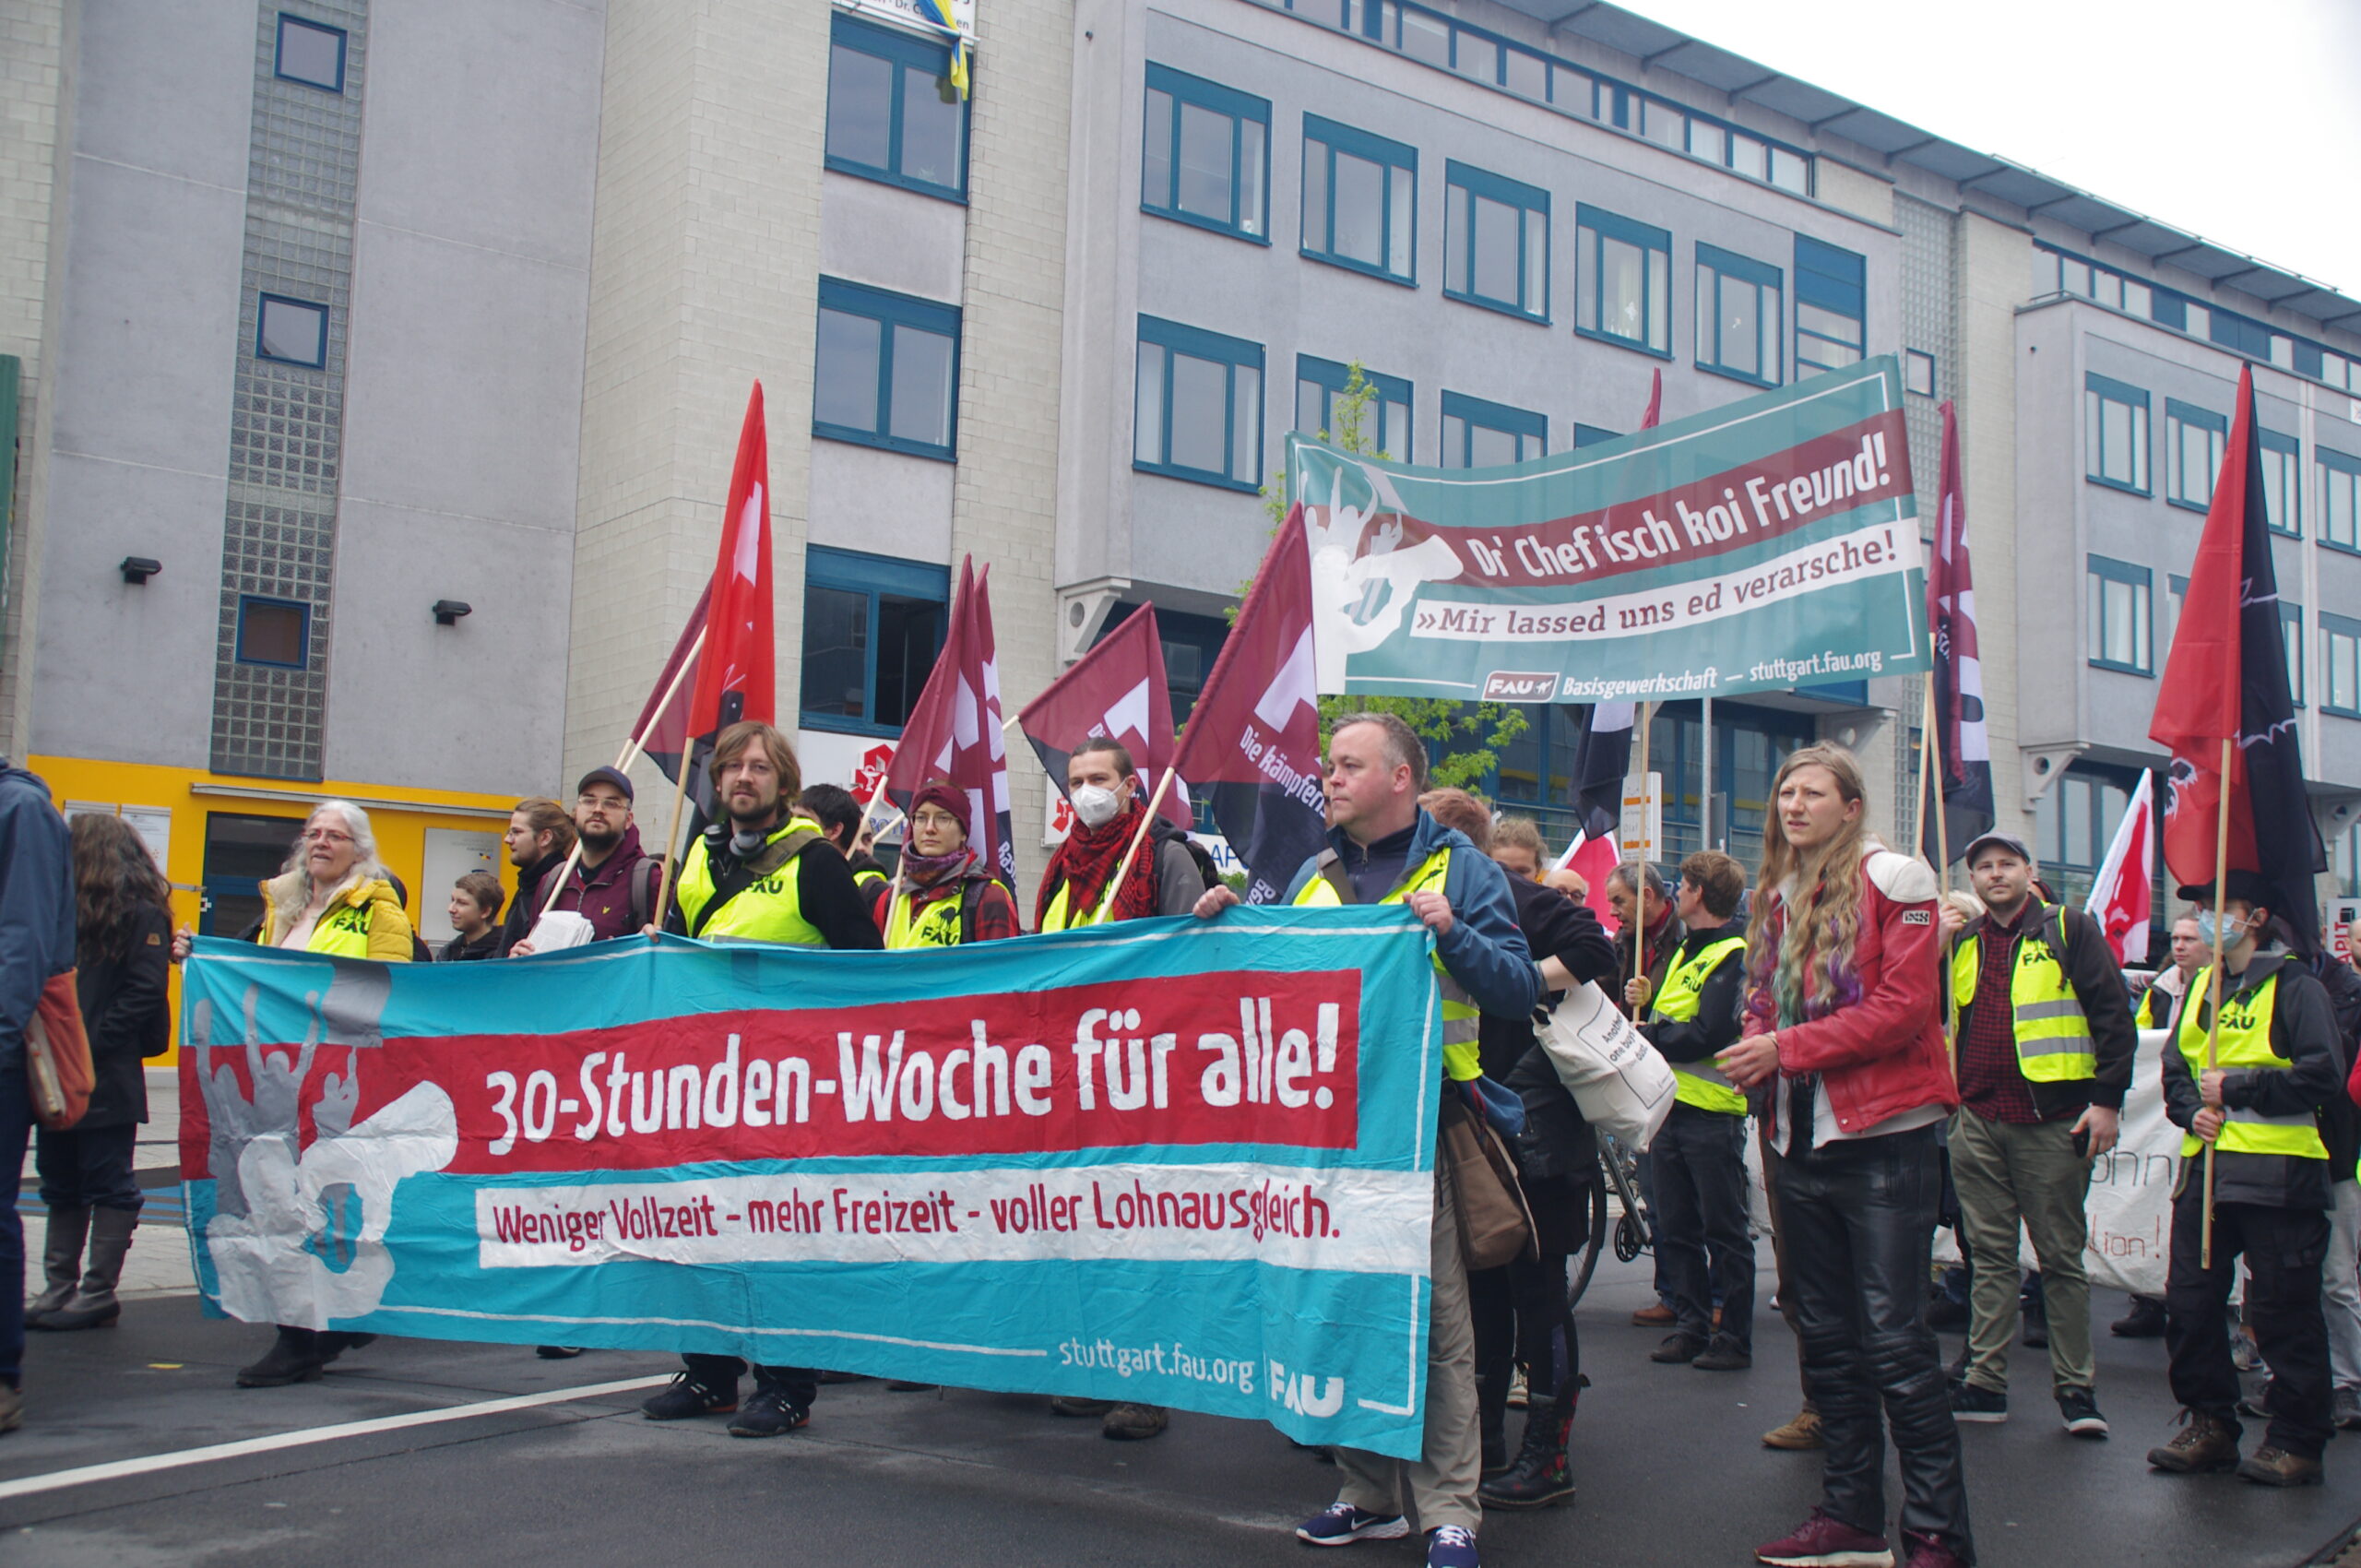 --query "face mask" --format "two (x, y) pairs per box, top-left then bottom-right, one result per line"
(1071, 784), (1121, 830)
(2195, 909), (2249, 950)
